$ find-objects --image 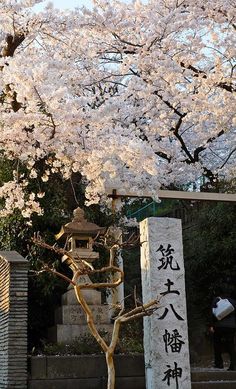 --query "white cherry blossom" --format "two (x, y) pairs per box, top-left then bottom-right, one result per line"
(0, 0), (235, 216)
